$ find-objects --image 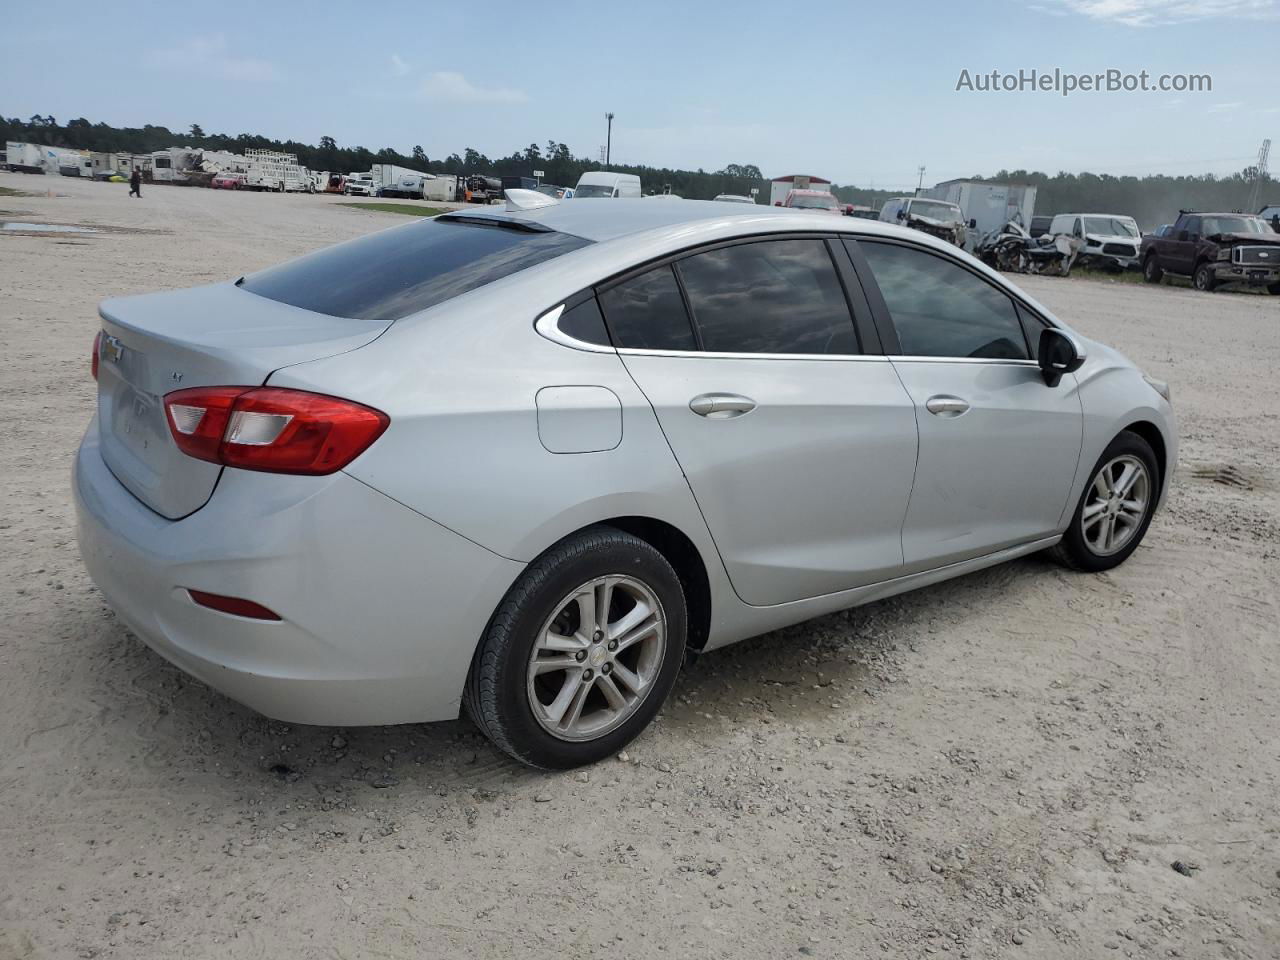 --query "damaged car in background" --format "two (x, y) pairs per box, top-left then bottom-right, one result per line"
(1051, 213), (1142, 272)
(878, 197), (969, 249)
(1141, 211), (1280, 294)
(976, 219), (1078, 276)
